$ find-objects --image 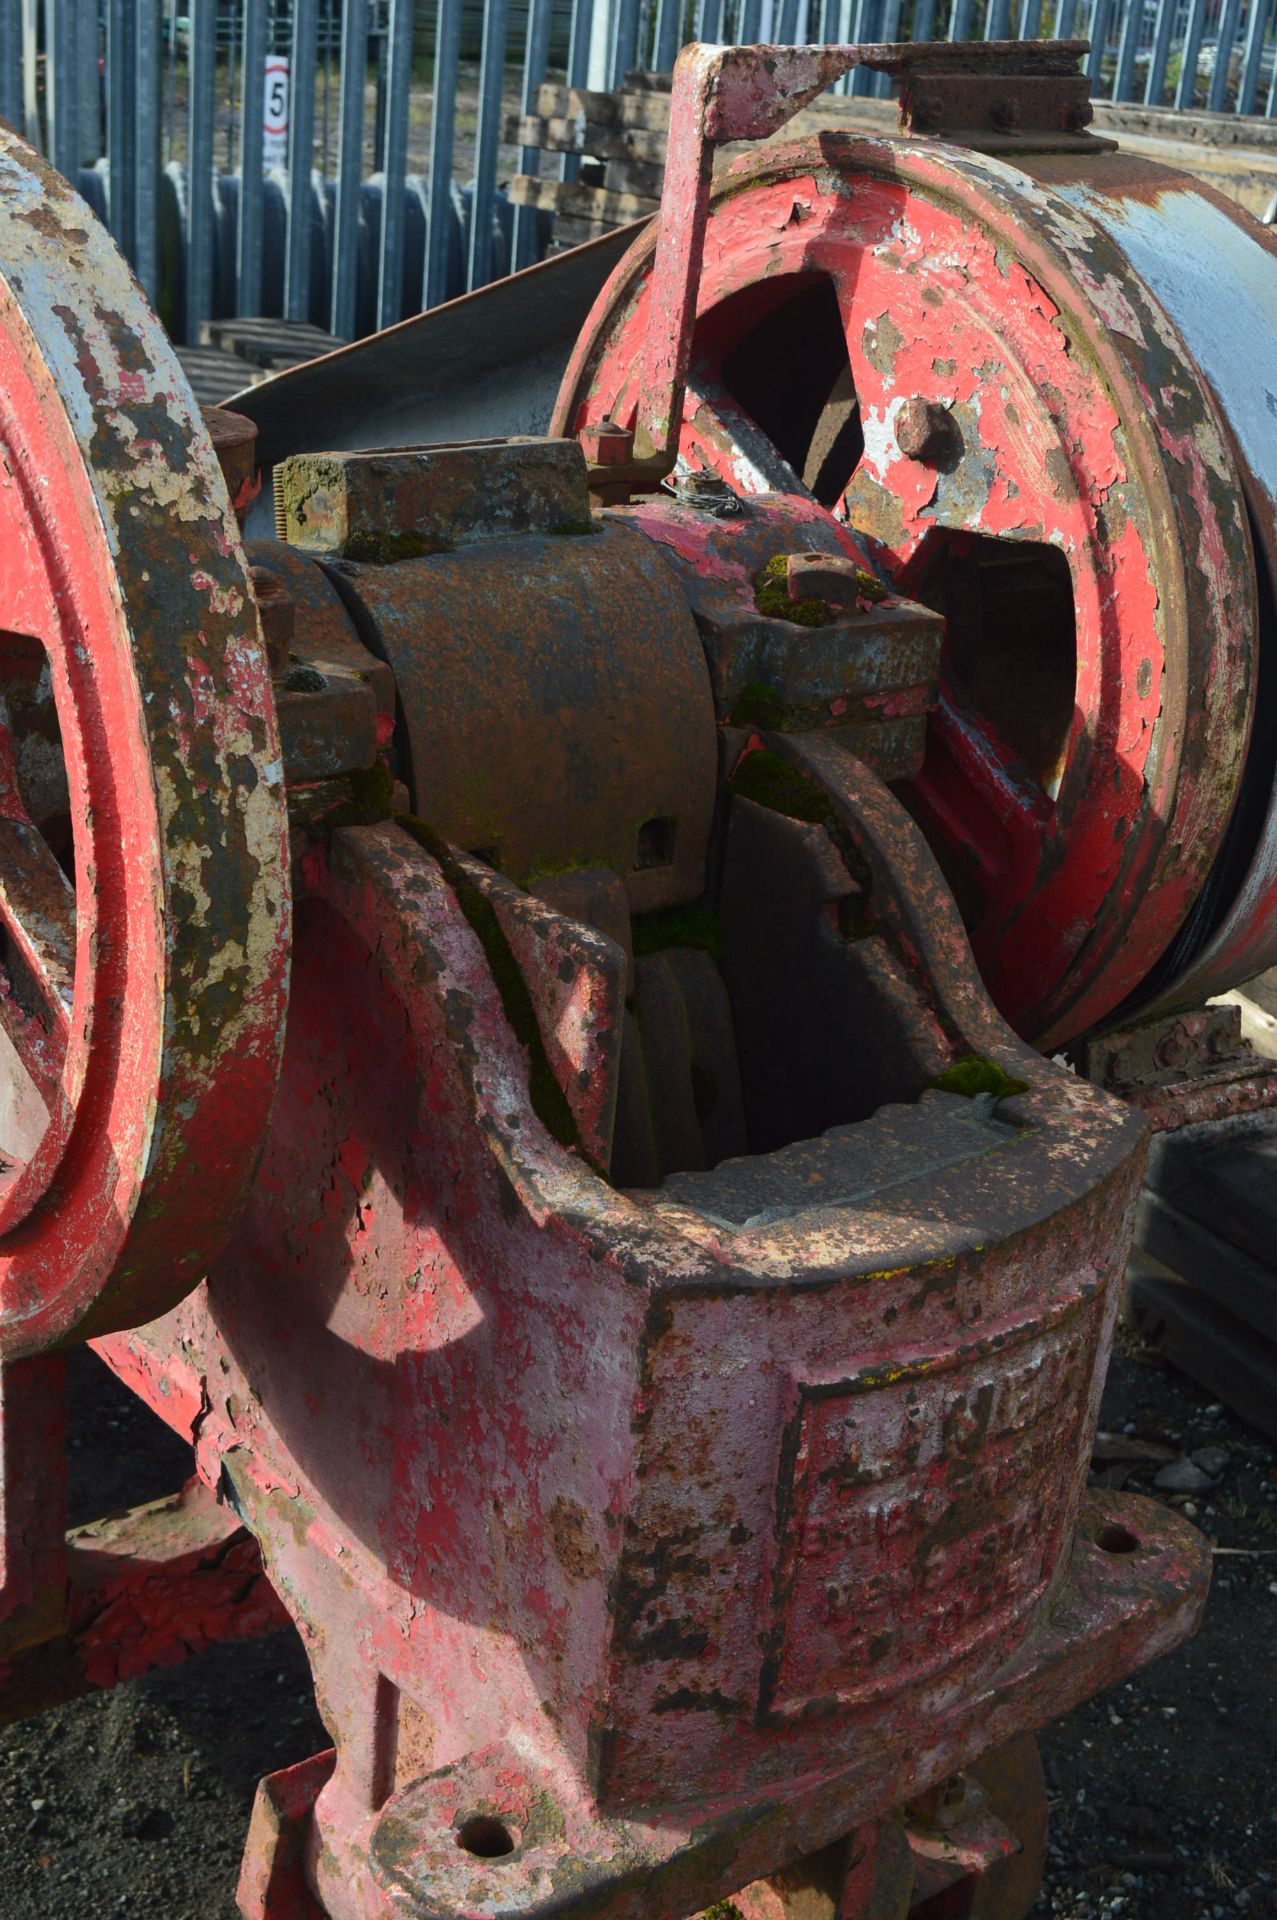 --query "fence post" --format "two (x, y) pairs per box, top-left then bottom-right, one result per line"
(512, 0), (554, 272)
(1113, 0), (1143, 100)
(105, 0), (135, 255)
(331, 0), (366, 338)
(1087, 0), (1112, 89)
(286, 0), (318, 321)
(467, 0), (508, 292)
(588, 0), (617, 84)
(986, 0), (1013, 38)
(376, 0), (413, 327)
(875, 0), (901, 90)
(134, 0), (162, 303)
(0, 0), (17, 132)
(1143, 0), (1177, 104)
(559, 0), (591, 182)
(425, 0), (460, 309)
(1207, 0), (1244, 110)
(851, 0), (879, 90)
(47, 0), (80, 182)
(949, 0), (976, 43)
(610, 0), (642, 87)
(1238, 0), (1272, 114)
(21, 0), (37, 147)
(1176, 0), (1210, 107)
(653, 0), (683, 69)
(237, 0), (268, 316)
(186, 0), (217, 342)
